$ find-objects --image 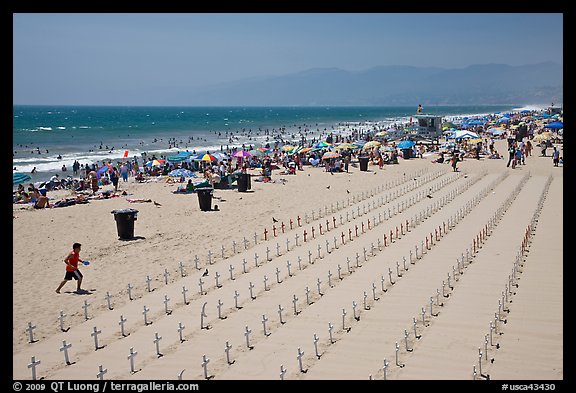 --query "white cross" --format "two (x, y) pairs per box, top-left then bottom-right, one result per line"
(278, 304), (285, 324)
(215, 271), (221, 288)
(286, 238), (290, 252)
(363, 292), (369, 310)
(305, 286), (310, 305)
(347, 257), (352, 273)
(127, 283), (134, 301)
(254, 253), (259, 267)
(243, 237), (248, 250)
(163, 269), (170, 285)
(97, 365), (107, 380)
(60, 340), (72, 364)
(242, 258), (247, 273)
(229, 264), (235, 280)
(383, 358), (388, 380)
(182, 286), (189, 305)
(58, 310), (67, 332)
(232, 240), (237, 254)
(313, 333), (320, 359)
(262, 314), (269, 336)
(328, 270), (333, 288)
(280, 364), (287, 380)
(143, 305), (150, 325)
(154, 332), (162, 357)
(225, 341), (233, 364)
(164, 294), (171, 314)
(198, 278), (205, 295)
(207, 250), (213, 265)
(337, 264), (342, 280)
(276, 242), (281, 257)
(91, 326), (102, 350)
(221, 244), (226, 259)
(308, 250), (312, 264)
(28, 356), (41, 380)
(217, 299), (225, 319)
(253, 232), (258, 245)
(263, 275), (269, 291)
(342, 309), (347, 330)
(201, 302), (208, 329)
(26, 321), (37, 343)
(128, 347), (138, 373)
(295, 234), (299, 247)
(316, 278), (322, 296)
(249, 281), (255, 299)
(234, 290), (240, 308)
(297, 347), (305, 372)
(119, 314), (128, 336)
(179, 260), (186, 277)
(292, 294), (298, 315)
(105, 291), (114, 310)
(266, 246), (270, 261)
(287, 260), (292, 276)
(202, 354), (210, 379)
(244, 325), (252, 349)
(328, 322), (334, 344)
(297, 256), (302, 270)
(352, 301), (359, 320)
(82, 300), (91, 320)
(276, 267), (282, 284)
(177, 322), (185, 342)
(194, 255), (200, 270)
